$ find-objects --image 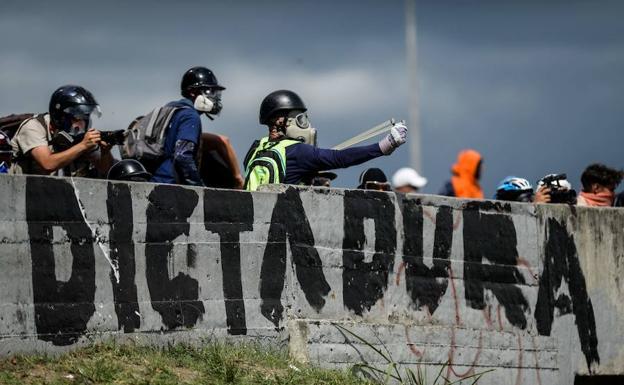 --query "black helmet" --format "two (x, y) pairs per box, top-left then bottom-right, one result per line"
(357, 168), (390, 190)
(49, 85), (100, 130)
(259, 90), (307, 125)
(108, 159), (152, 182)
(181, 66), (225, 98)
